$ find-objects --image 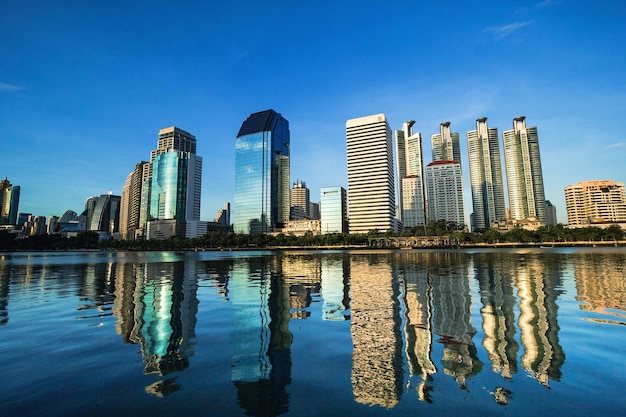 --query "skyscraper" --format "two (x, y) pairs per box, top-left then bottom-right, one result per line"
(346, 113), (396, 234)
(149, 127), (202, 222)
(89, 193), (121, 234)
(564, 180), (626, 226)
(431, 122), (461, 167)
(395, 121), (426, 228)
(120, 161), (149, 239)
(290, 180), (310, 220)
(234, 110), (290, 234)
(466, 117), (506, 230)
(425, 161), (465, 226)
(0, 177), (20, 225)
(502, 116), (546, 222)
(320, 186), (348, 234)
